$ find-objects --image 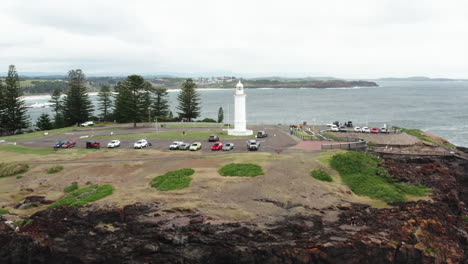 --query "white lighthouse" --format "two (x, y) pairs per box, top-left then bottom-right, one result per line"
(228, 80), (253, 136)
